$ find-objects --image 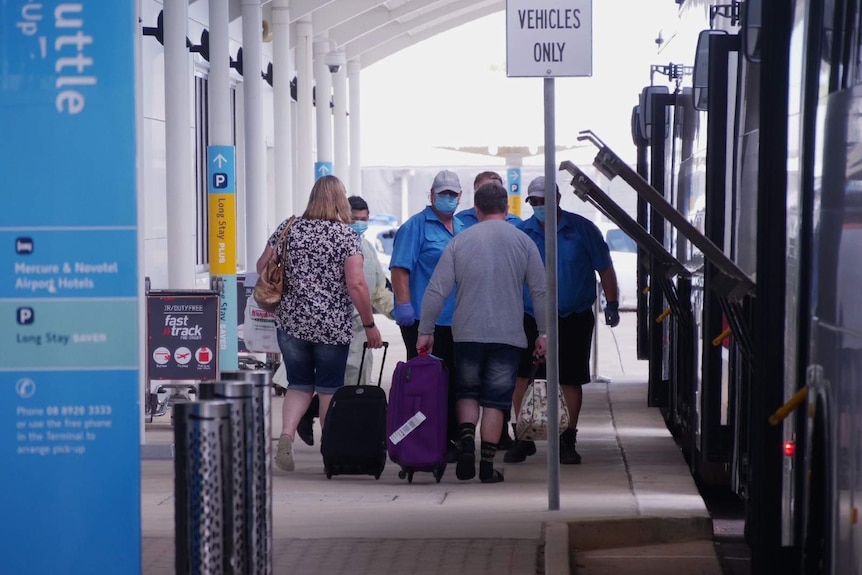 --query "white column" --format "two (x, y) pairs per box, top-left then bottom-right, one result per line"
(272, 0), (293, 222)
(164, 0), (195, 288)
(209, 0), (231, 146)
(242, 0), (267, 264)
(331, 49), (348, 181)
(400, 169), (411, 225)
(348, 58), (362, 196)
(209, 0), (237, 370)
(295, 17), (314, 211)
(313, 36), (333, 178)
